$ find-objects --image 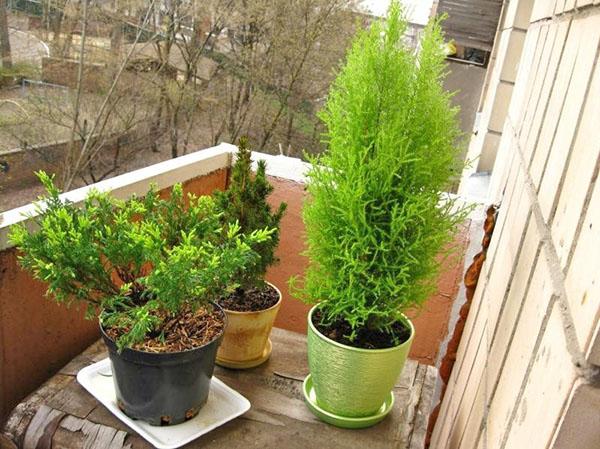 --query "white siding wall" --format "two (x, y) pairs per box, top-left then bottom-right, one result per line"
(433, 1), (600, 448)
